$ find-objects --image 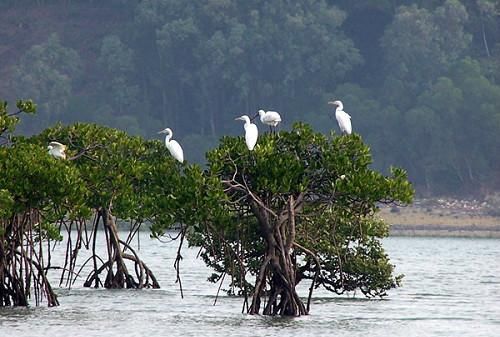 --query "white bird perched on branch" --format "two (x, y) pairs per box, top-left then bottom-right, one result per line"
(257, 109), (282, 133)
(158, 127), (184, 163)
(47, 141), (67, 159)
(235, 115), (258, 151)
(328, 100), (352, 135)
